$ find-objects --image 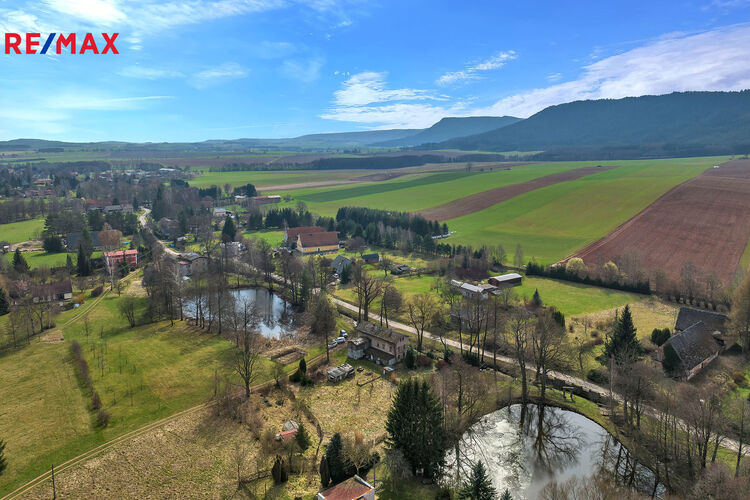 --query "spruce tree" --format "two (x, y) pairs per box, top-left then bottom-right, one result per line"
(459, 461), (497, 500)
(324, 433), (347, 483)
(0, 288), (9, 316)
(80, 226), (93, 258)
(298, 357), (307, 375)
(77, 243), (90, 276)
(604, 304), (641, 360)
(296, 423), (311, 452)
(500, 490), (513, 500)
(222, 215), (236, 242)
(12, 249), (29, 274)
(385, 378), (448, 478)
(531, 289), (542, 307)
(319, 454), (331, 486)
